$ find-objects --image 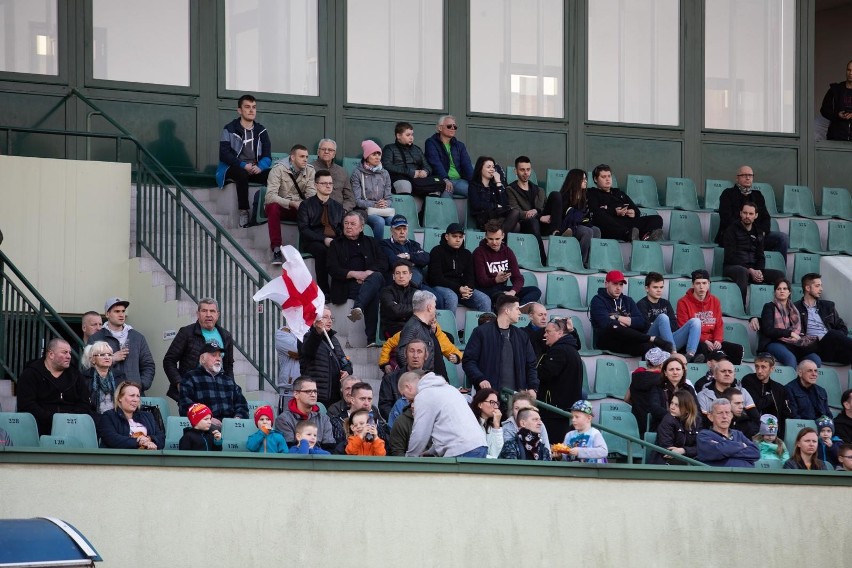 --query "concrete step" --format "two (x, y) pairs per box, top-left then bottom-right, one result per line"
(0, 395), (16, 412)
(0, 380), (14, 397)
